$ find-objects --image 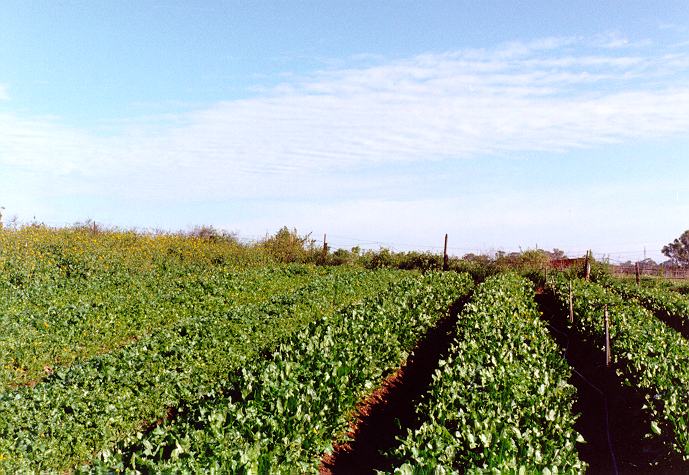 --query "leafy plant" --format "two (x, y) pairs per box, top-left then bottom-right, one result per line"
(92, 272), (473, 473)
(0, 267), (400, 471)
(605, 279), (689, 330)
(662, 230), (689, 268)
(391, 273), (585, 473)
(551, 276), (689, 458)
